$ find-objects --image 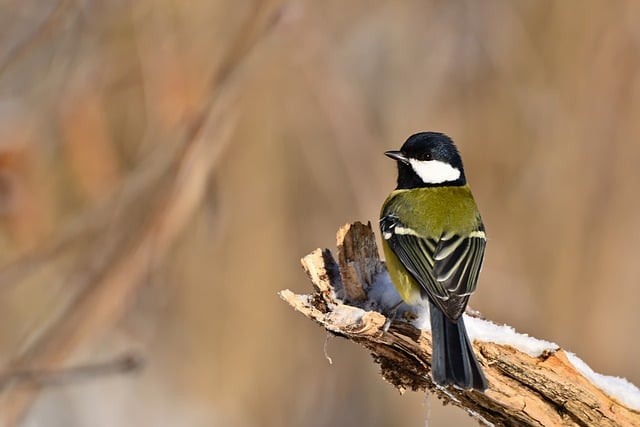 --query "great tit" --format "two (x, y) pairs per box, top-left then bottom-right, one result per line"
(380, 131), (487, 391)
